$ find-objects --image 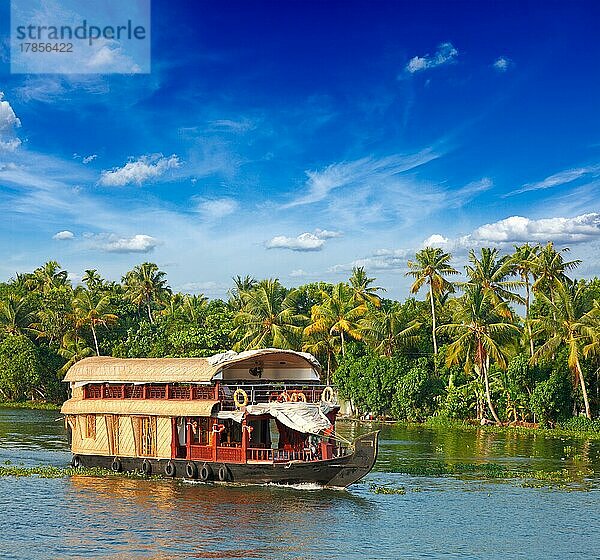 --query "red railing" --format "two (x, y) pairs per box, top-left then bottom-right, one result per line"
(216, 446), (243, 463)
(84, 385), (102, 399)
(83, 383), (218, 401)
(190, 445), (213, 461)
(124, 385), (143, 399)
